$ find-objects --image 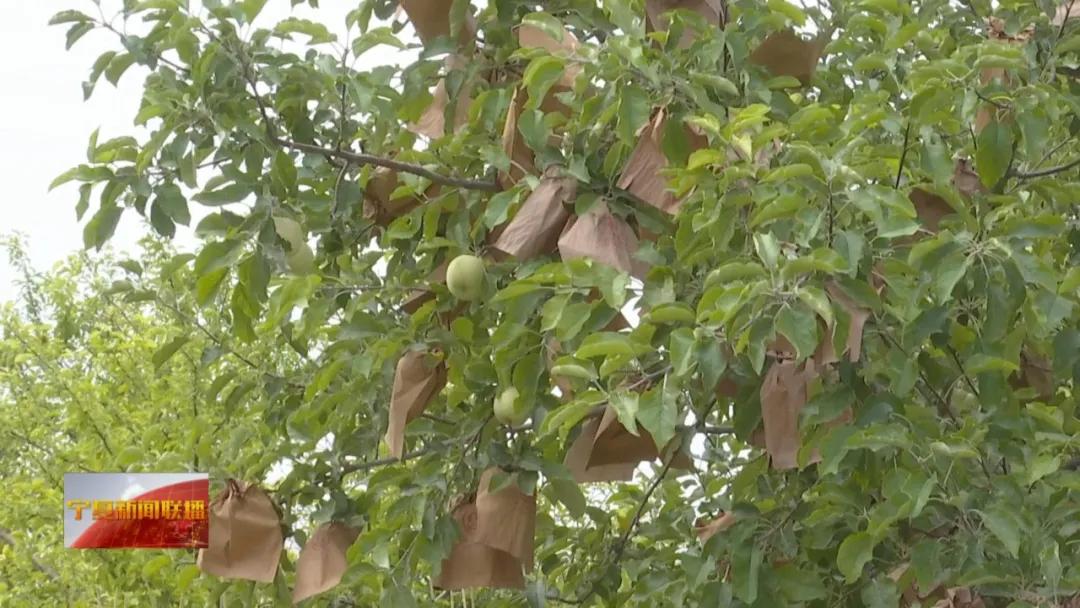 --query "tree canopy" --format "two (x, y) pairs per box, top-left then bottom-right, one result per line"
(8, 0), (1080, 605)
